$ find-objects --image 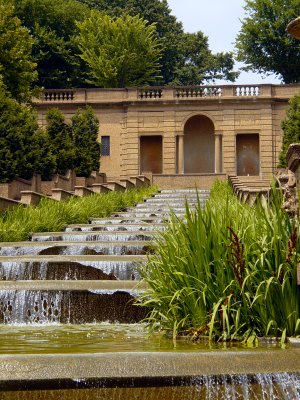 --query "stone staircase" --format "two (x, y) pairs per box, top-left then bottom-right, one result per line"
(0, 189), (209, 325)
